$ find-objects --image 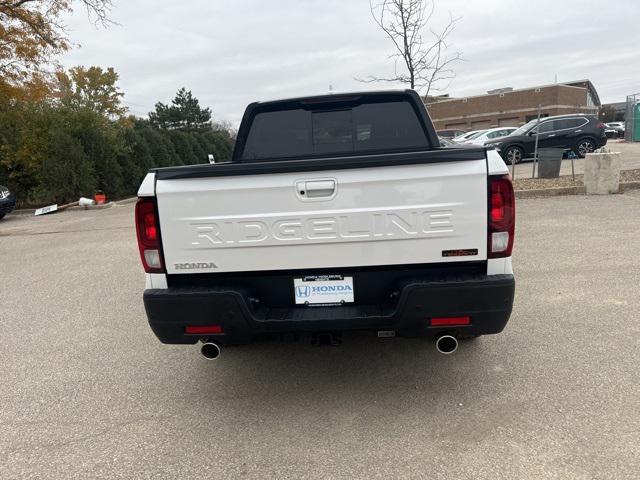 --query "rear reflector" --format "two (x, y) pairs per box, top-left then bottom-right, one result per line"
(430, 316), (471, 326)
(185, 325), (224, 334)
(491, 231), (510, 253)
(143, 249), (162, 269)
